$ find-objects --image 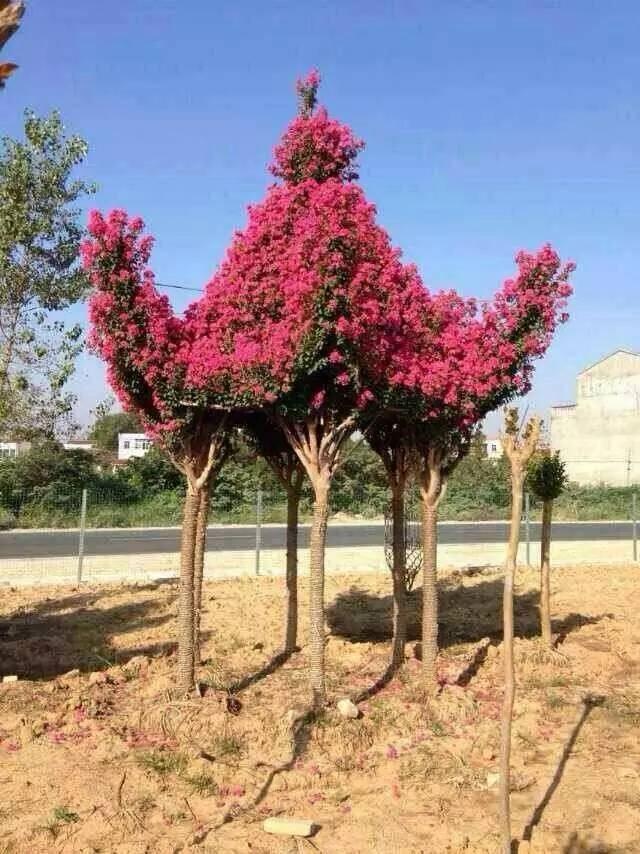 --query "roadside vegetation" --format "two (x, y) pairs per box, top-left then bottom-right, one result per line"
(0, 435), (637, 529)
